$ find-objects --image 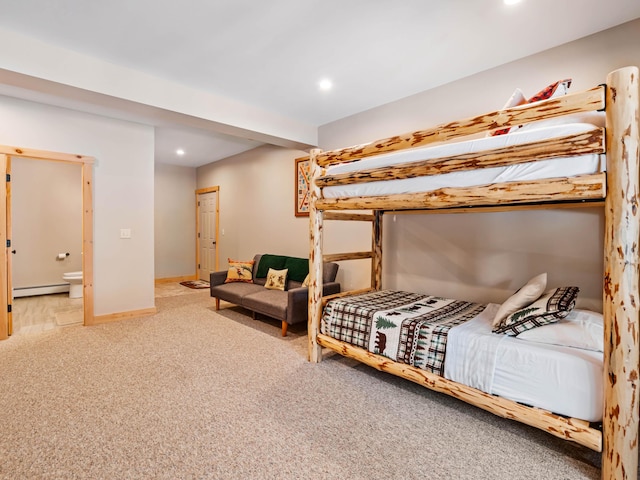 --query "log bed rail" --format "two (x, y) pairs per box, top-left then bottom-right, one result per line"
(308, 66), (639, 479)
